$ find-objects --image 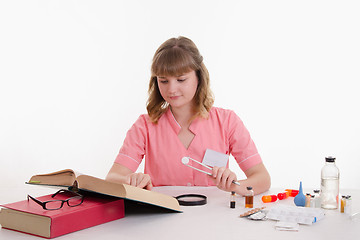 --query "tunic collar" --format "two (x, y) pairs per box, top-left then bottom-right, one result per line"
(165, 108), (182, 135)
(165, 107), (201, 135)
